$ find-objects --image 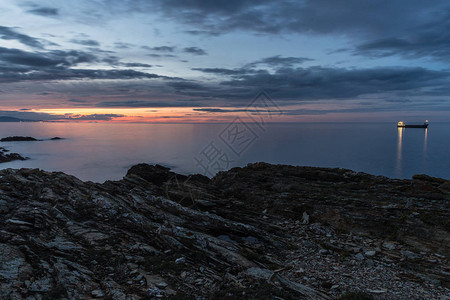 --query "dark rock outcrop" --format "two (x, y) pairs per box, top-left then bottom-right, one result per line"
(0, 147), (27, 163)
(1, 136), (38, 142)
(0, 163), (448, 299)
